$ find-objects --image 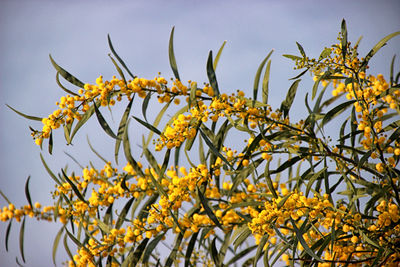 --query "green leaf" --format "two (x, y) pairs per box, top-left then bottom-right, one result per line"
(63, 234), (75, 266)
(55, 72), (79, 96)
(213, 40), (227, 70)
(184, 232), (199, 267)
(115, 98), (134, 164)
(63, 124), (72, 144)
(48, 131), (54, 154)
(234, 229), (252, 251)
(142, 92), (151, 122)
(115, 197), (134, 229)
(282, 54), (302, 61)
(296, 42), (306, 58)
(5, 219), (12, 252)
(6, 104), (42, 121)
(147, 102), (171, 148)
(169, 27), (180, 81)
(270, 156), (301, 174)
(133, 116), (161, 135)
(253, 50), (274, 103)
(24, 176), (33, 209)
(225, 245), (258, 266)
(69, 101), (97, 143)
(199, 129), (232, 169)
(108, 54), (127, 85)
(390, 55), (396, 85)
(142, 233), (165, 264)
(341, 19), (348, 61)
(165, 233), (183, 267)
(19, 217), (26, 263)
(360, 31), (400, 71)
(290, 218), (324, 262)
(197, 186), (223, 230)
(253, 234), (269, 267)
(87, 136), (107, 164)
(210, 237), (220, 266)
(148, 170), (167, 197)
(52, 226), (64, 266)
(318, 47), (332, 60)
(121, 238), (149, 267)
(49, 54), (85, 88)
(206, 50), (220, 97)
(93, 101), (119, 139)
(61, 169), (87, 203)
(218, 230), (232, 265)
(40, 153), (62, 186)
(108, 34), (135, 79)
(262, 60), (272, 104)
(321, 100), (355, 127)
(280, 79), (301, 118)
(305, 167), (327, 197)
(264, 159), (278, 198)
(189, 81), (197, 108)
